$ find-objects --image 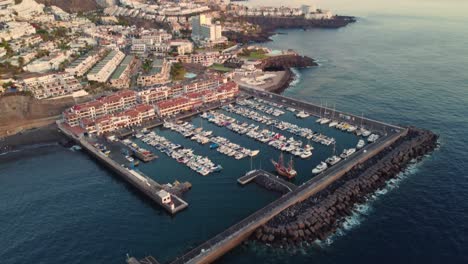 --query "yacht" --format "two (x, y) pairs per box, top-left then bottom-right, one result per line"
(312, 162), (328, 174)
(320, 118), (331, 125)
(368, 134), (380, 143)
(329, 121), (338, 128)
(300, 150), (312, 159)
(357, 139), (365, 149)
(325, 155), (341, 166)
(249, 150), (260, 157)
(296, 111), (310, 118)
(340, 148), (356, 159)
